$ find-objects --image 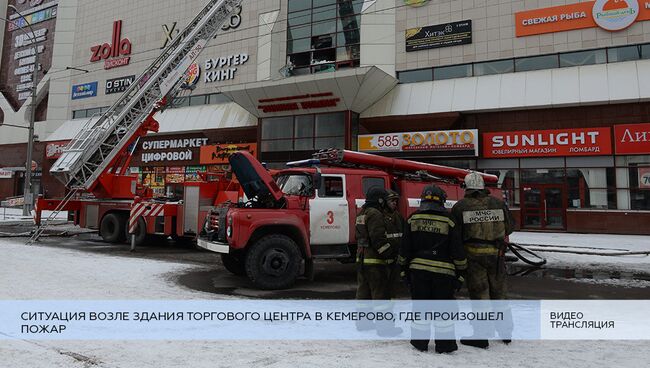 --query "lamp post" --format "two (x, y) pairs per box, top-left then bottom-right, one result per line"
(6, 5), (39, 216)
